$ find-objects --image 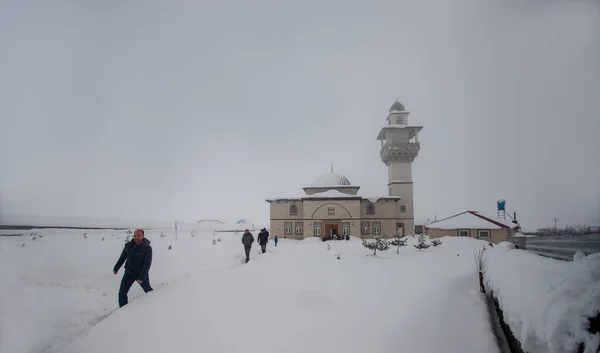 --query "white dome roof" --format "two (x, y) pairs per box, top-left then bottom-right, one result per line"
(310, 173), (352, 187)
